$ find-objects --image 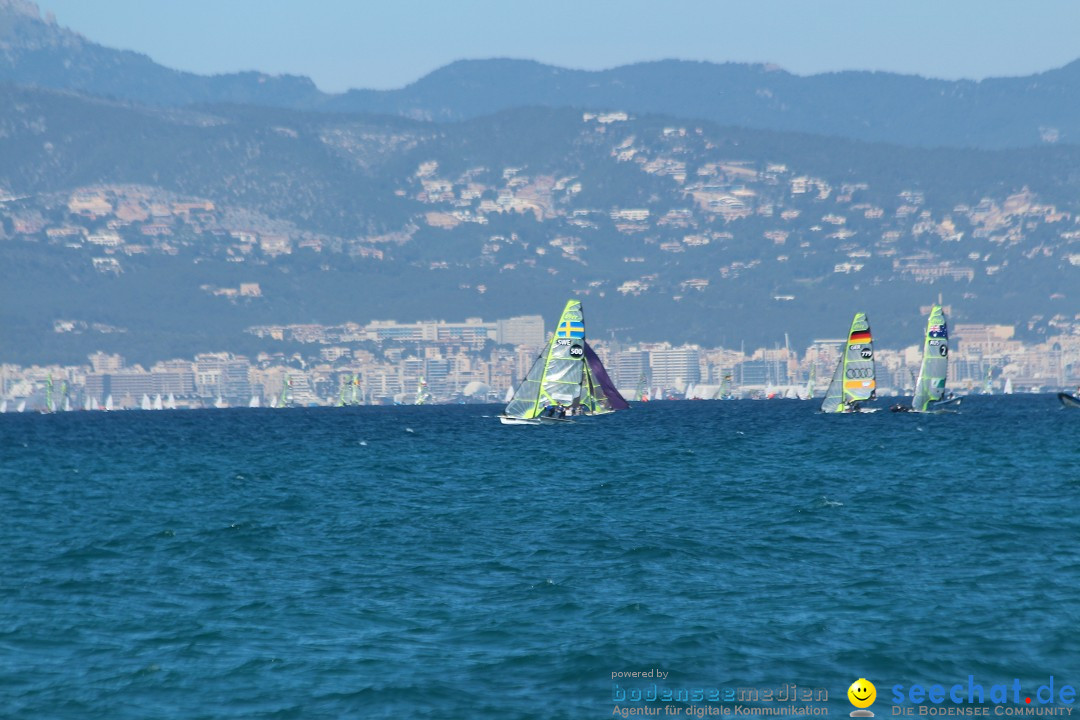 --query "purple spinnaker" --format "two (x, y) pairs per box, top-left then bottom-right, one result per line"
(584, 342), (630, 410)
